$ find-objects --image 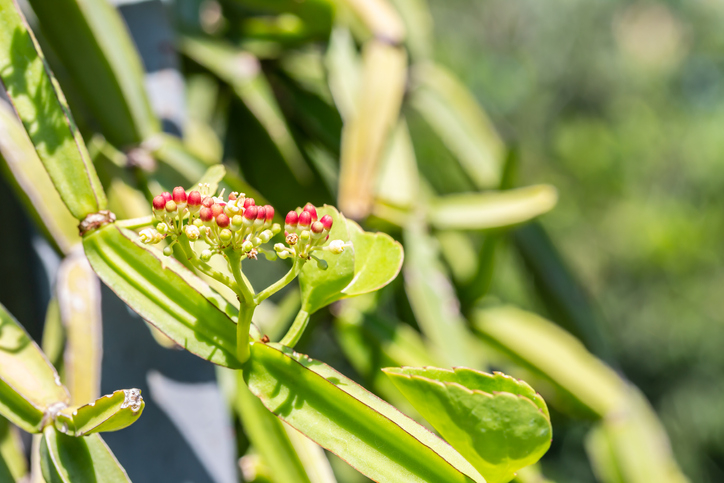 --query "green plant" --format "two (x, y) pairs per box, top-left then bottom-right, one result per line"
(0, 0), (690, 481)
